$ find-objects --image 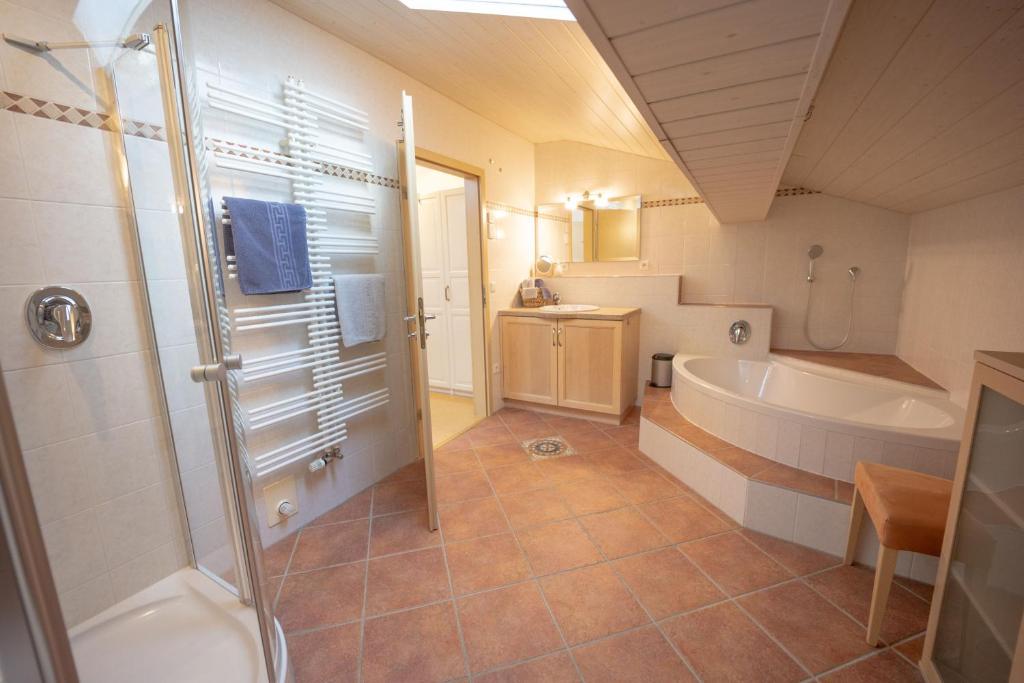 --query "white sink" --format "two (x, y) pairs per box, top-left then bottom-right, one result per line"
(539, 304), (600, 312)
